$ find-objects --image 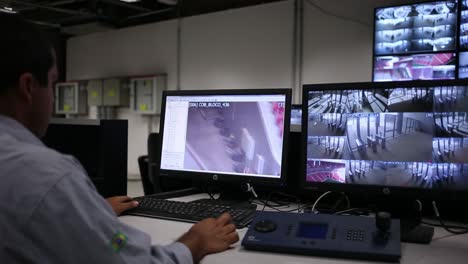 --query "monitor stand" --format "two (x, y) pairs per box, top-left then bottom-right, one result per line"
(219, 188), (253, 202)
(192, 183), (256, 209)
